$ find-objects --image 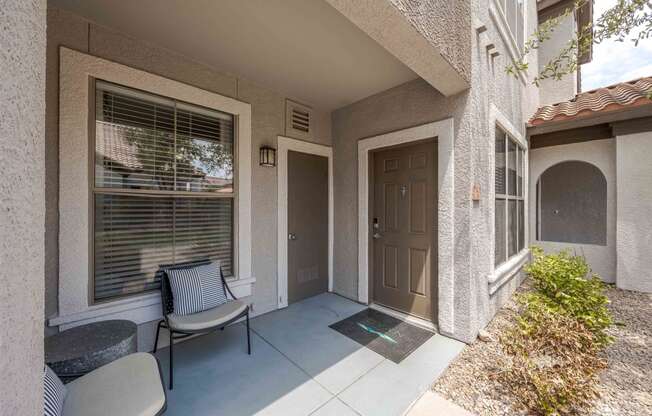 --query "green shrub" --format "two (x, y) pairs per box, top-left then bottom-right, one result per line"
(495, 247), (615, 415)
(524, 247), (613, 346)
